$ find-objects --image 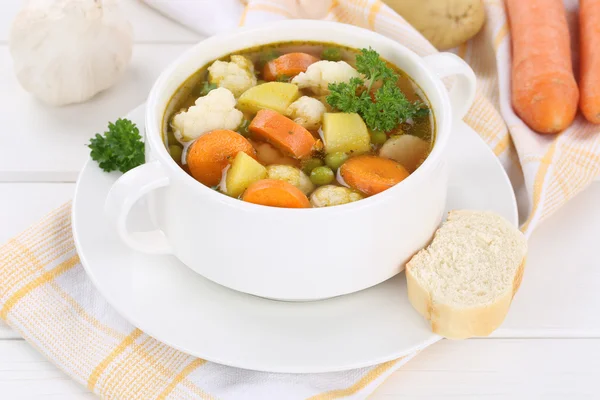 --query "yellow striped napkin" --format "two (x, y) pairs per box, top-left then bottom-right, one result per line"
(2, 0), (600, 399)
